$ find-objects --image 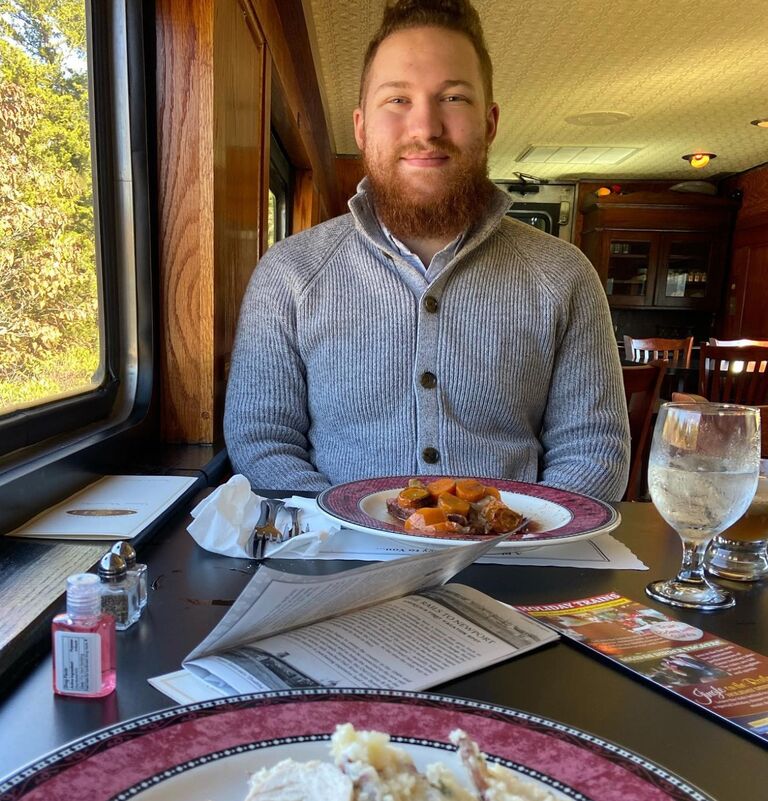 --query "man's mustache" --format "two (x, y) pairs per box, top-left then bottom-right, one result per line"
(396, 140), (462, 159)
